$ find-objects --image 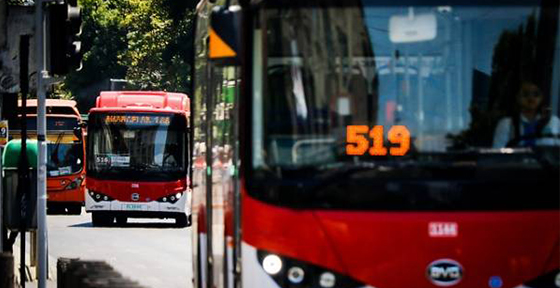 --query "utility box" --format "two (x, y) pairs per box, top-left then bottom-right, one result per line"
(2, 139), (37, 231)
